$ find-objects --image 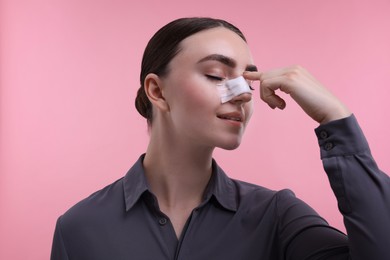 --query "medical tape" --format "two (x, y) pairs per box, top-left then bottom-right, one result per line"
(217, 76), (252, 103)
